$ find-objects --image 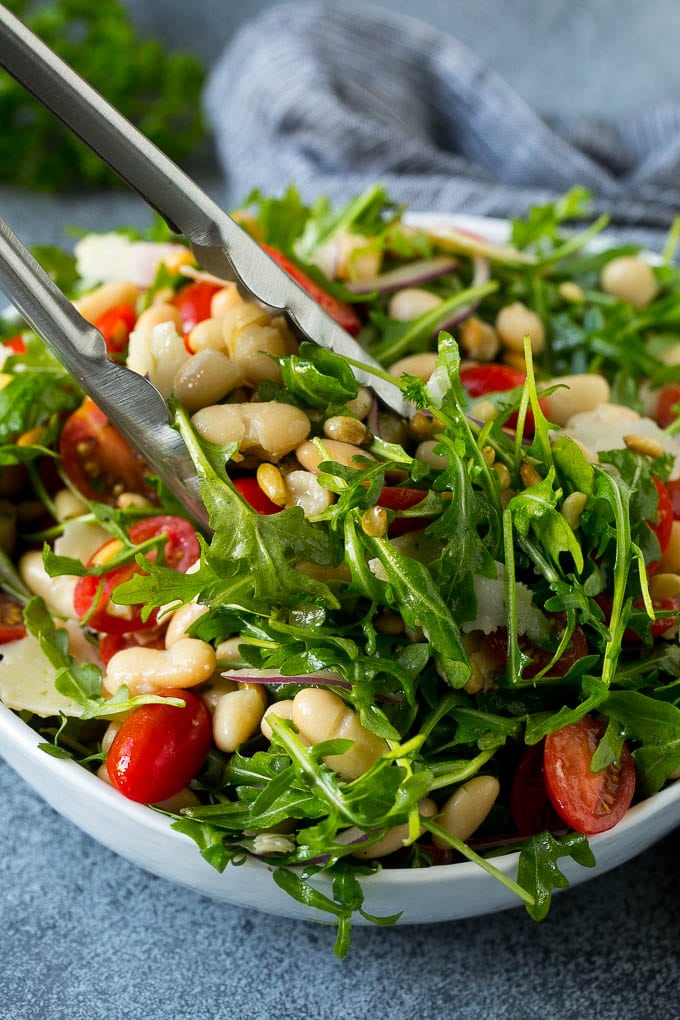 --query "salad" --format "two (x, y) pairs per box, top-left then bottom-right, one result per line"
(2, 184), (680, 956)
